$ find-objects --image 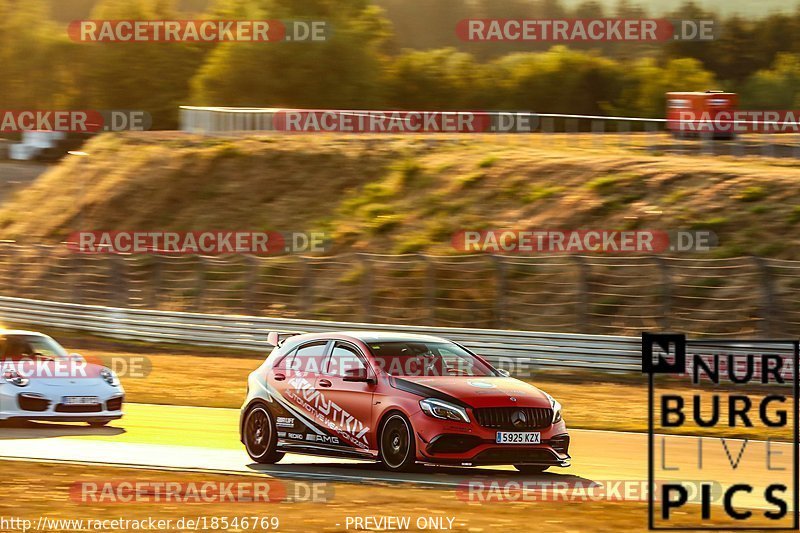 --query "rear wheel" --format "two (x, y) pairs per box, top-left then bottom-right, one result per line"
(379, 413), (416, 472)
(243, 406), (284, 464)
(88, 420), (110, 427)
(514, 464), (550, 474)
